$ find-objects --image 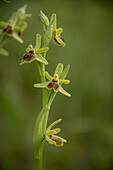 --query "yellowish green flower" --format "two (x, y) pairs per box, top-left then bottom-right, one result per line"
(46, 119), (67, 146)
(34, 63), (71, 97)
(20, 34), (49, 65)
(0, 5), (31, 43)
(51, 14), (66, 47)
